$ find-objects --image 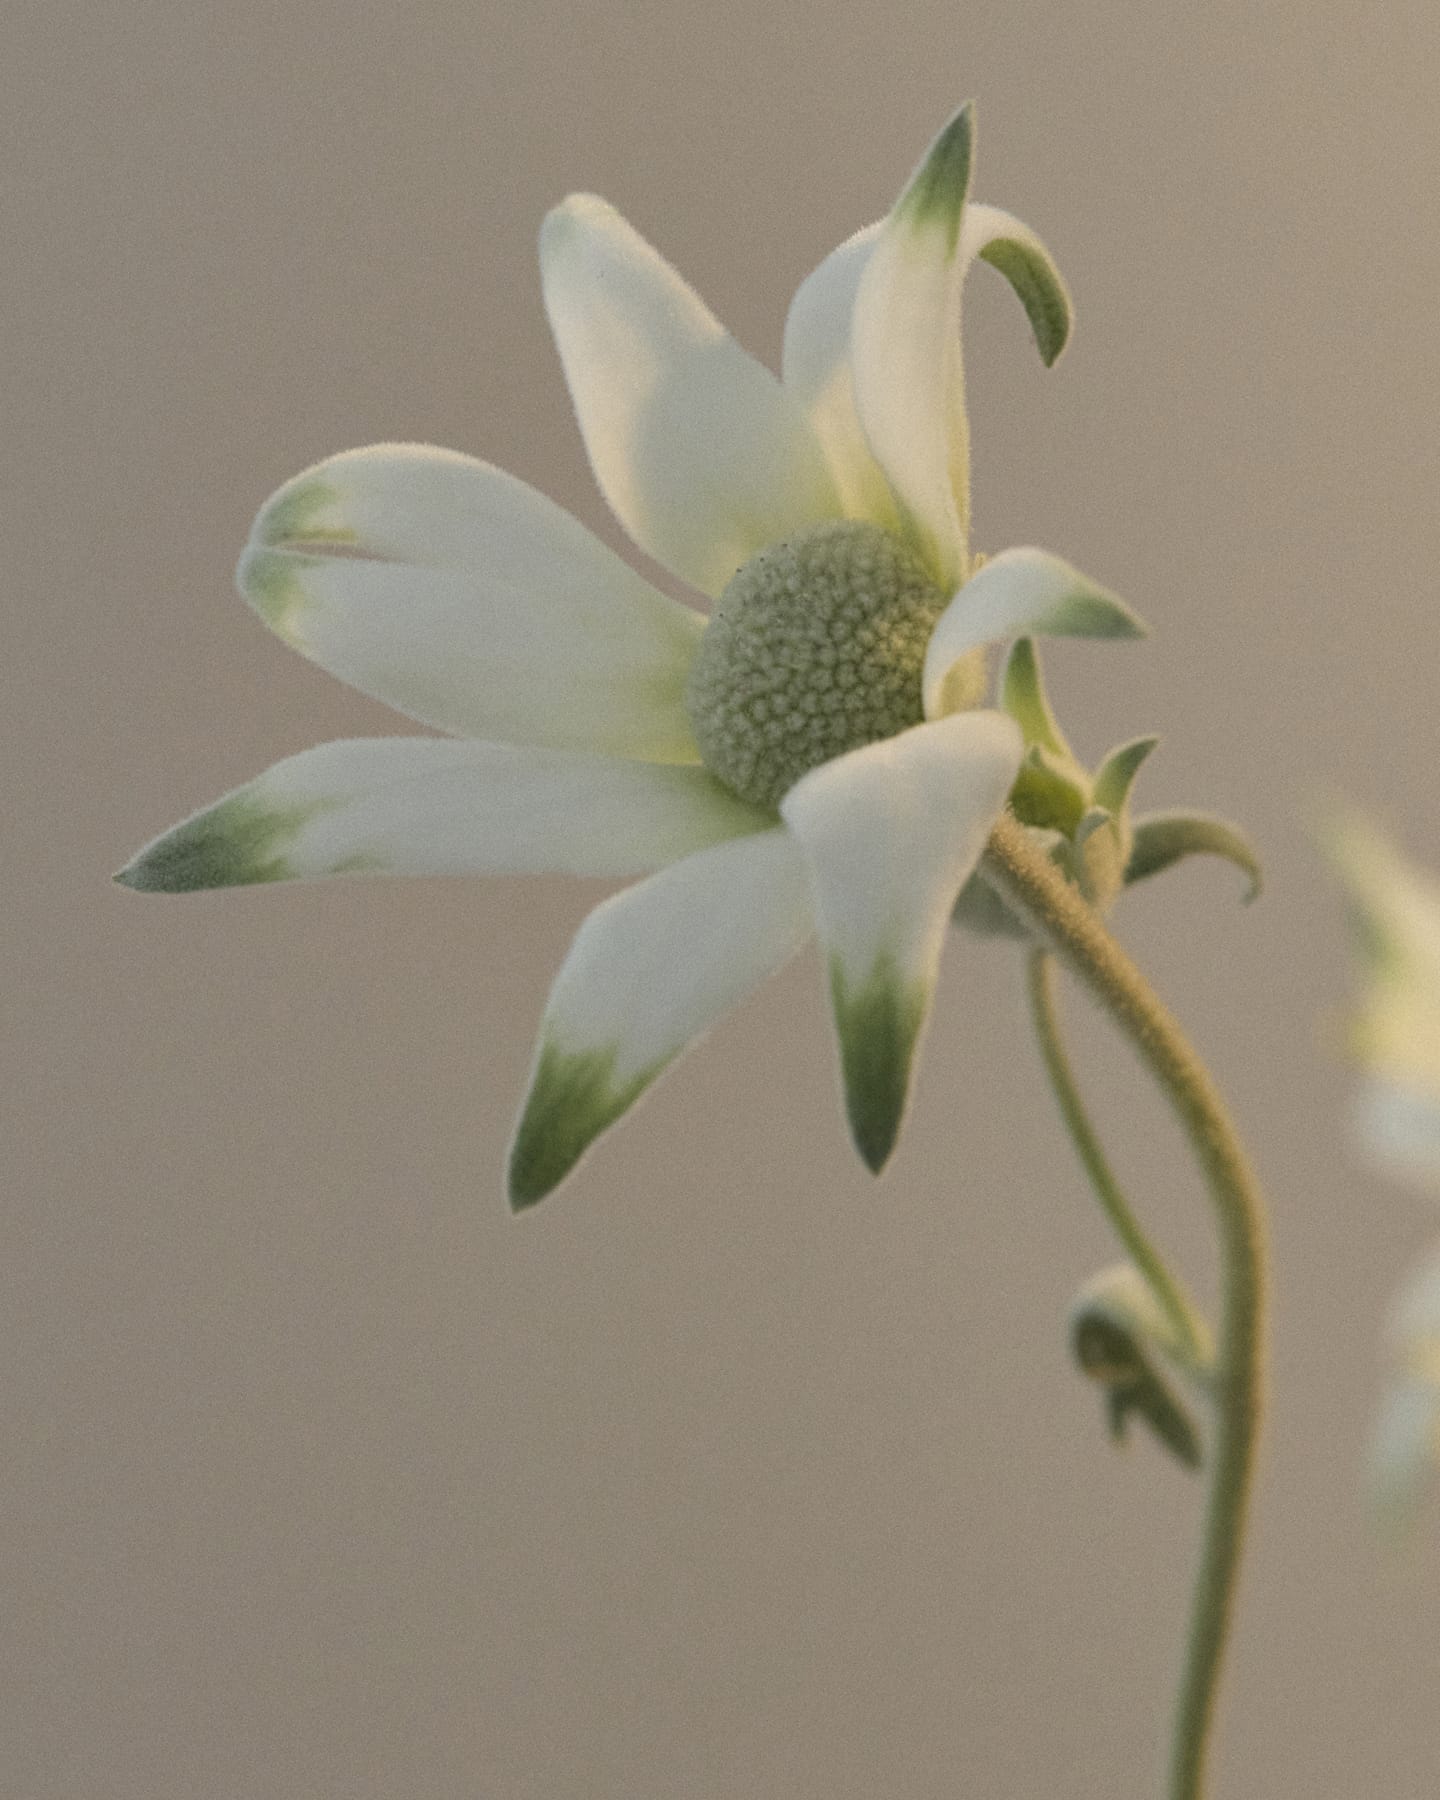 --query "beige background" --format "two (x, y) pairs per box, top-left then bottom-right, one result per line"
(9, 0), (1440, 1794)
